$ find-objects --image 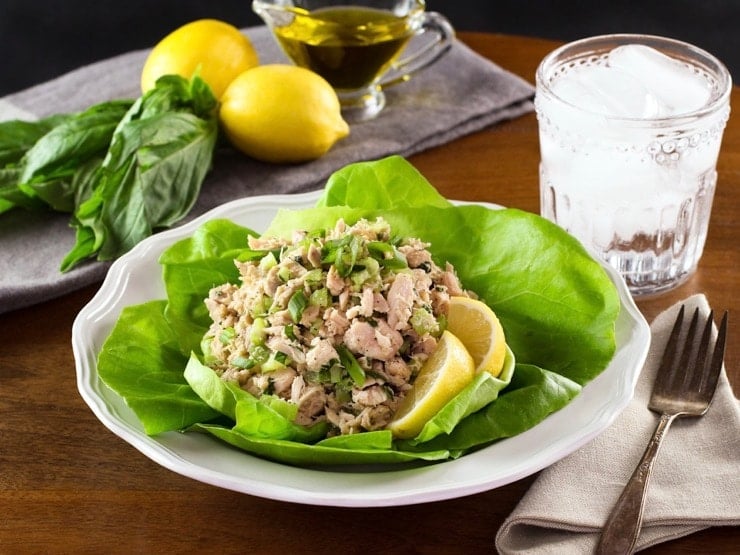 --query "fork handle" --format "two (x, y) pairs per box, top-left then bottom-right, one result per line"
(595, 413), (678, 555)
